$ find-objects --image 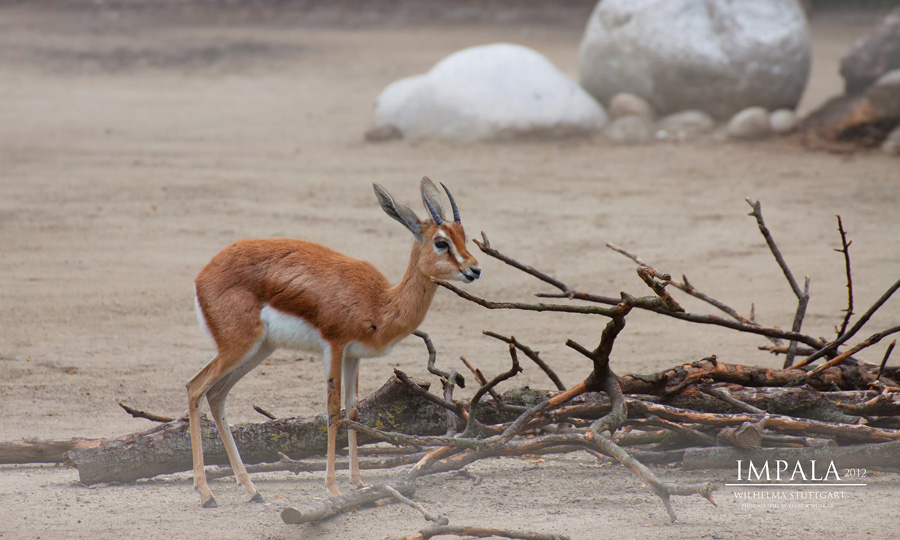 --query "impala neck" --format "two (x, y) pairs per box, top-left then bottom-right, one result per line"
(381, 242), (438, 339)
